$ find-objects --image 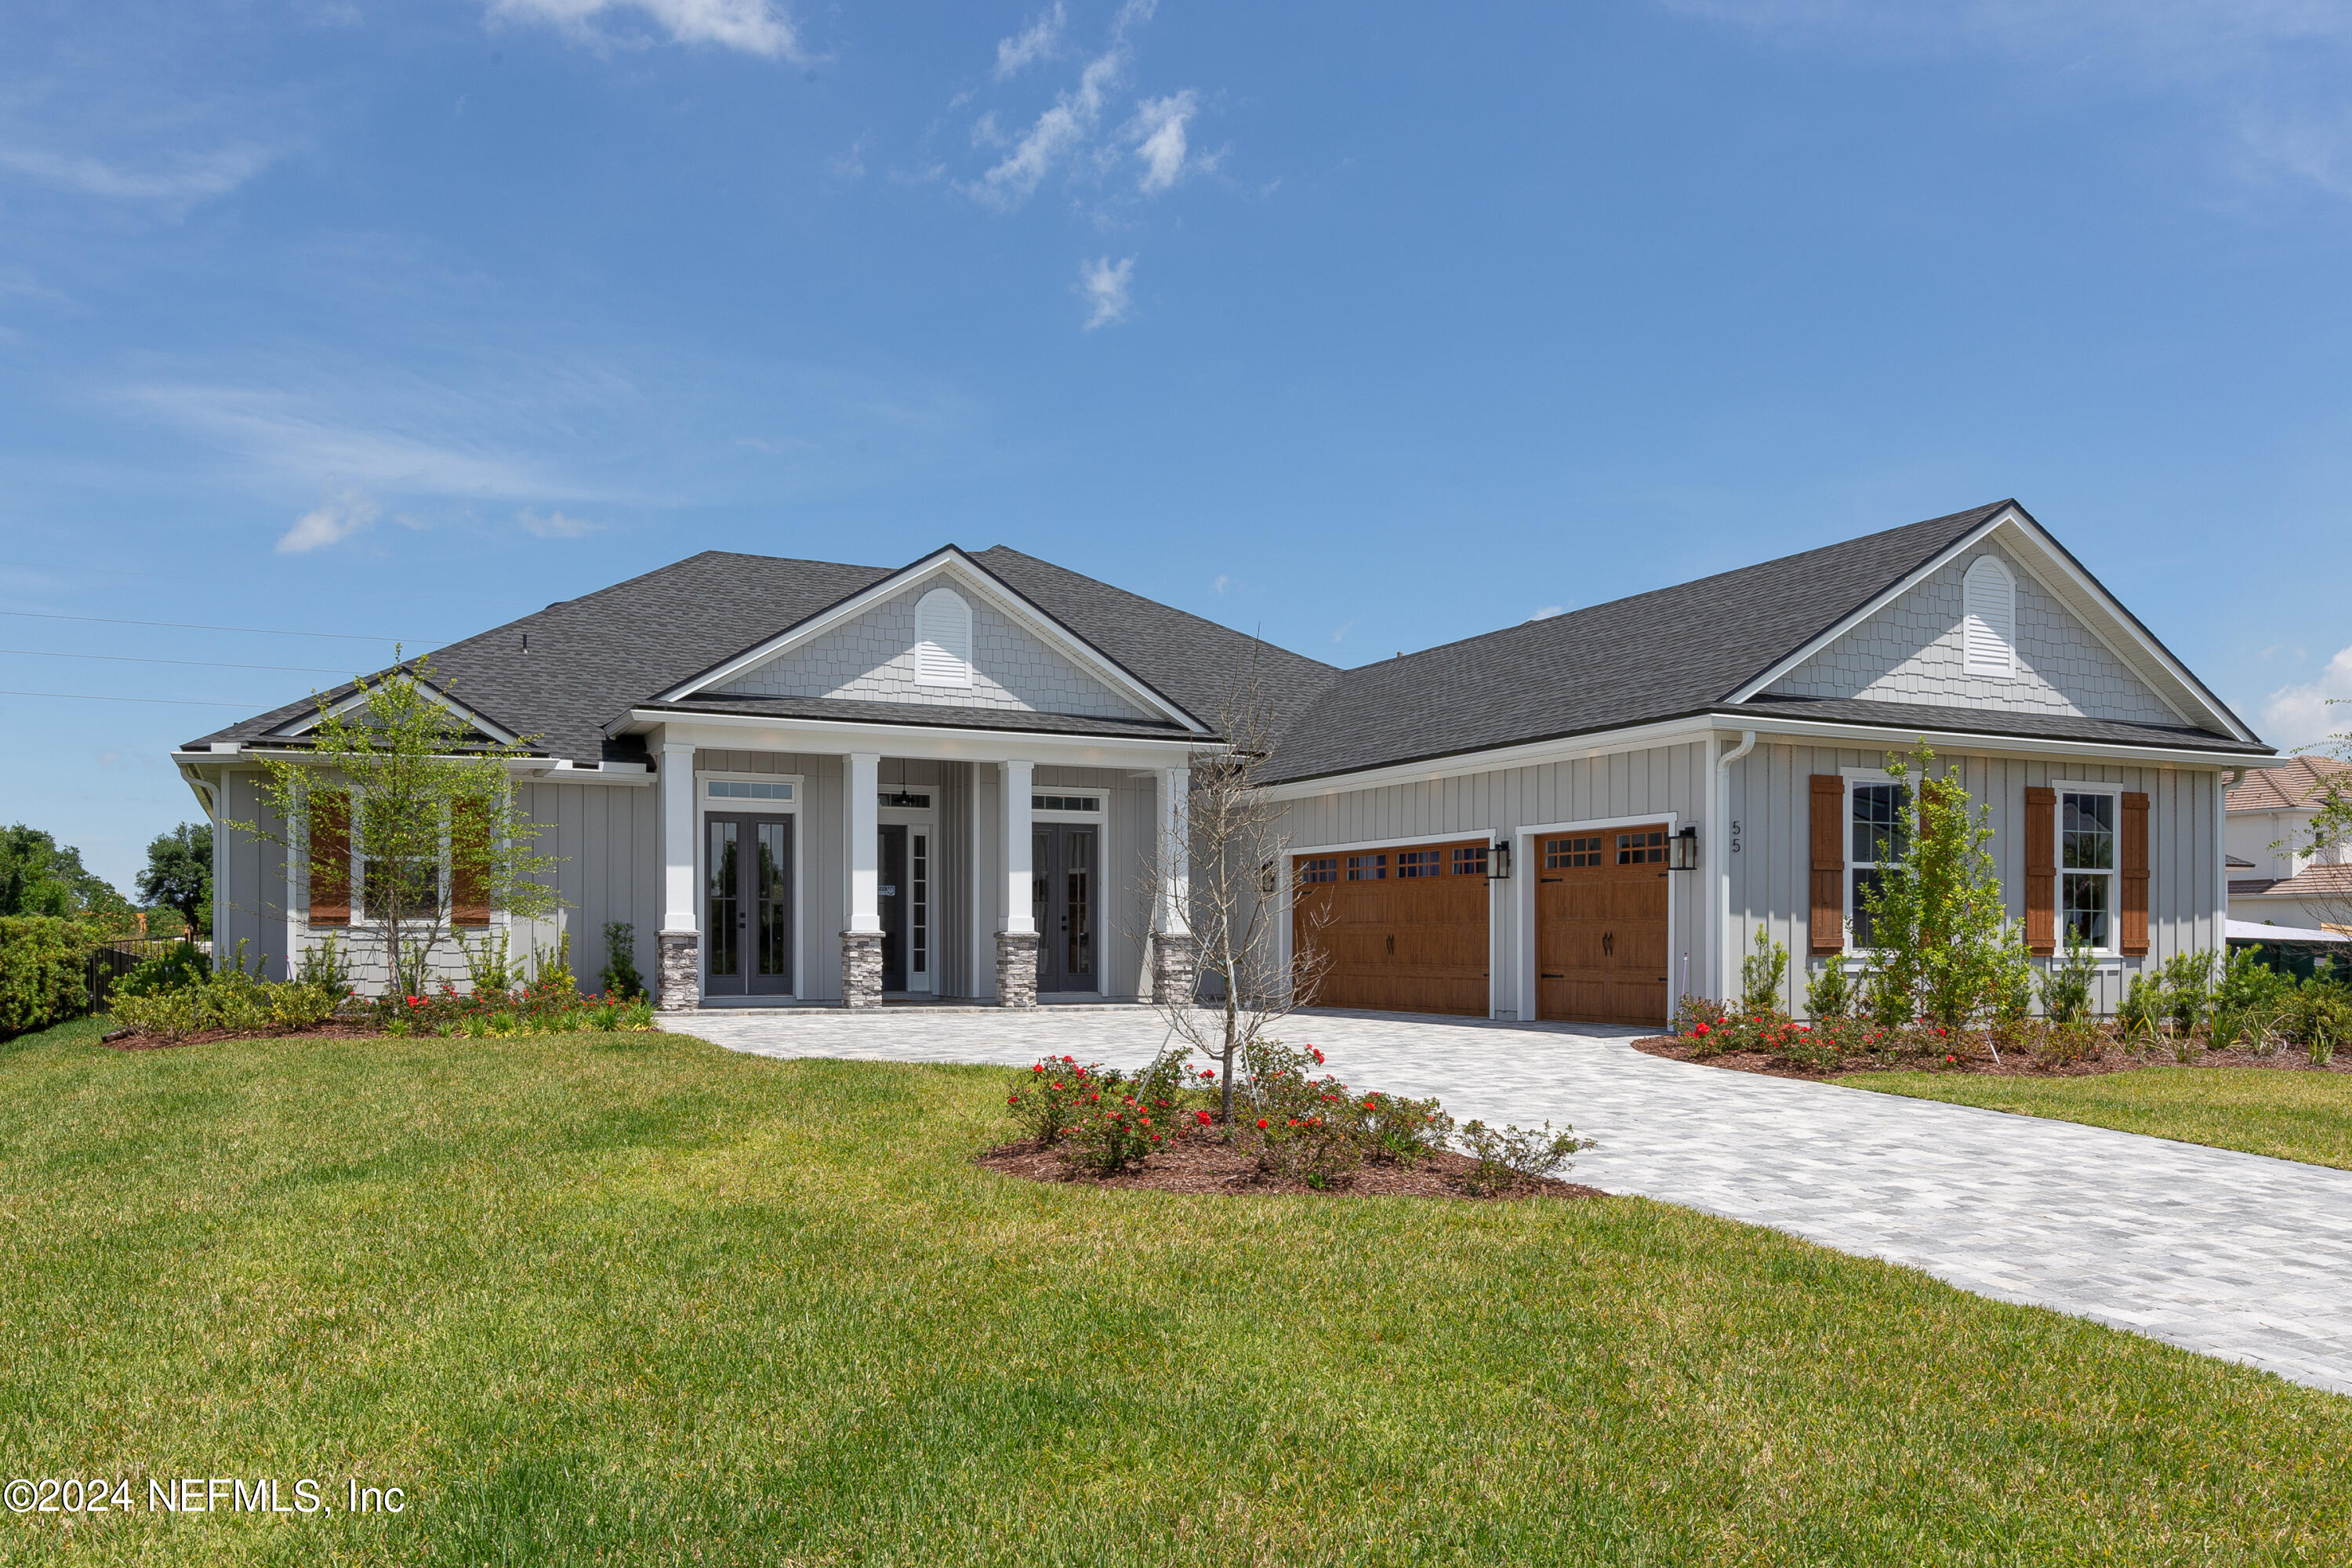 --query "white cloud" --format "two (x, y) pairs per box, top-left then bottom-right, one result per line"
(1077, 255), (1135, 329)
(829, 140), (866, 180)
(1528, 604), (1566, 621)
(1126, 91), (1196, 193)
(2262, 644), (2352, 750)
(517, 508), (603, 538)
(0, 143), (276, 206)
(1212, 574), (1229, 593)
(277, 486), (380, 554)
(967, 0), (1163, 210)
(485, 0), (809, 60)
(995, 4), (1065, 79)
